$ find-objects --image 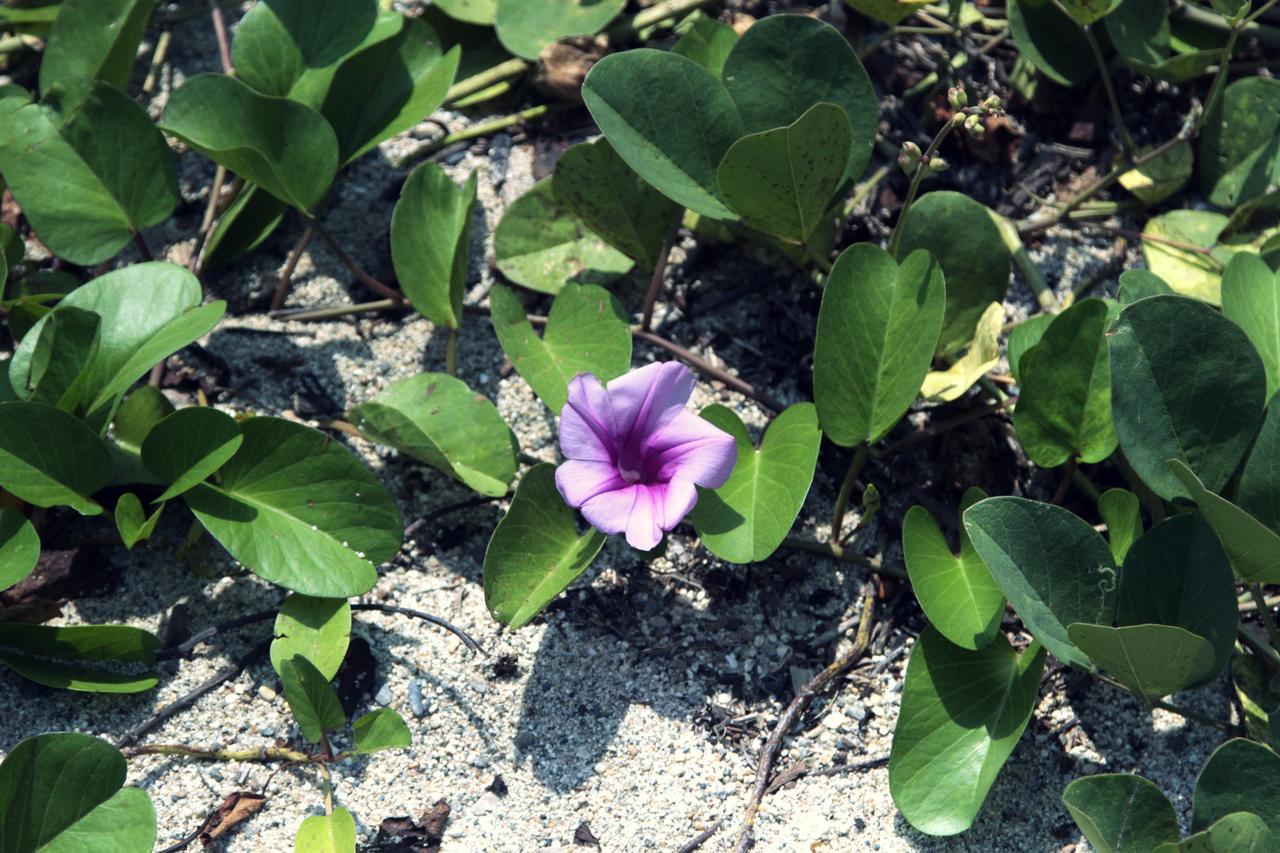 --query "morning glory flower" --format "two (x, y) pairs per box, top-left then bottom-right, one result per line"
(555, 362), (737, 551)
